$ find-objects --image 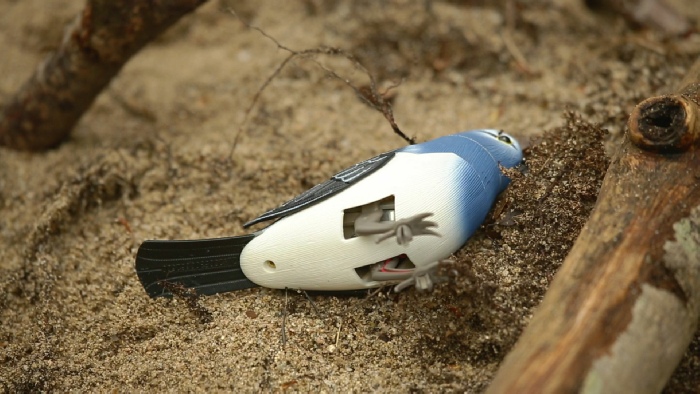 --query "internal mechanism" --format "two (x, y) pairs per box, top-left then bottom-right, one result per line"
(342, 195), (395, 239)
(355, 254), (415, 283)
